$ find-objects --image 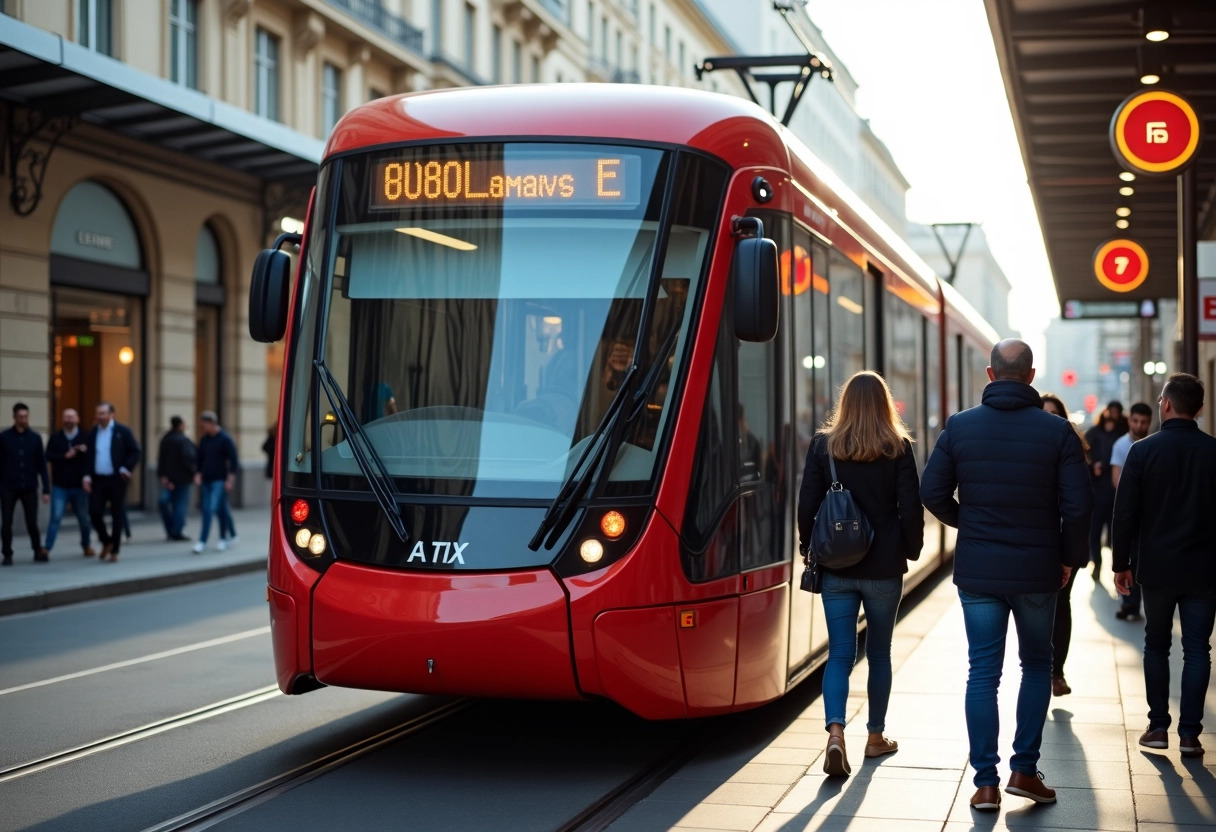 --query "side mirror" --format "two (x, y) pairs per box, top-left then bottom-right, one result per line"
(732, 226), (779, 343)
(248, 233), (301, 343)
